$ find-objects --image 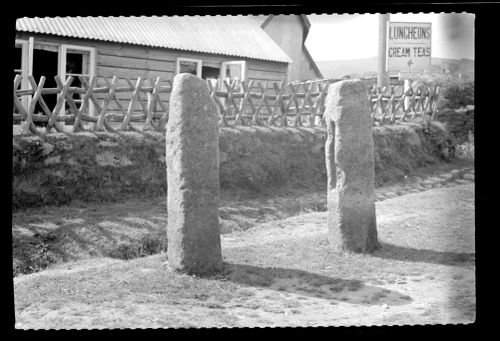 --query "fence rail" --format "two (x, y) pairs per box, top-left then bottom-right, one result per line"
(369, 84), (440, 124)
(206, 78), (332, 127)
(13, 75), (440, 134)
